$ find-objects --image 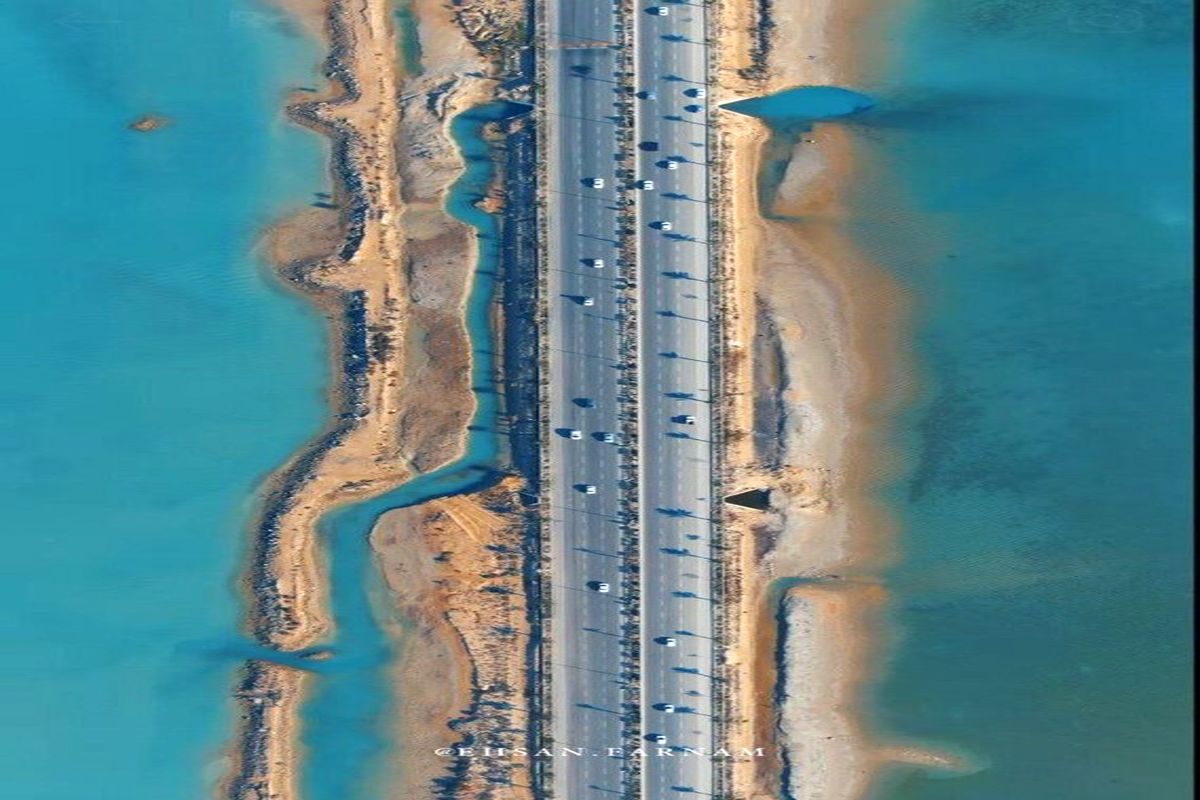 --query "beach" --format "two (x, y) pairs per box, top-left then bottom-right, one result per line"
(709, 0), (953, 797)
(223, 0), (527, 796)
